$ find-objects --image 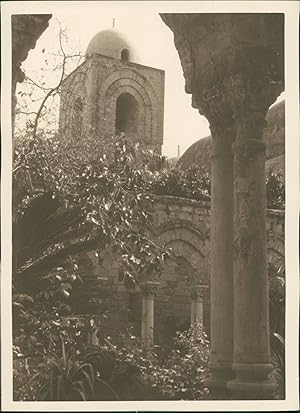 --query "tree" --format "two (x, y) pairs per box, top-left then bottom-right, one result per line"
(12, 21), (173, 399)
